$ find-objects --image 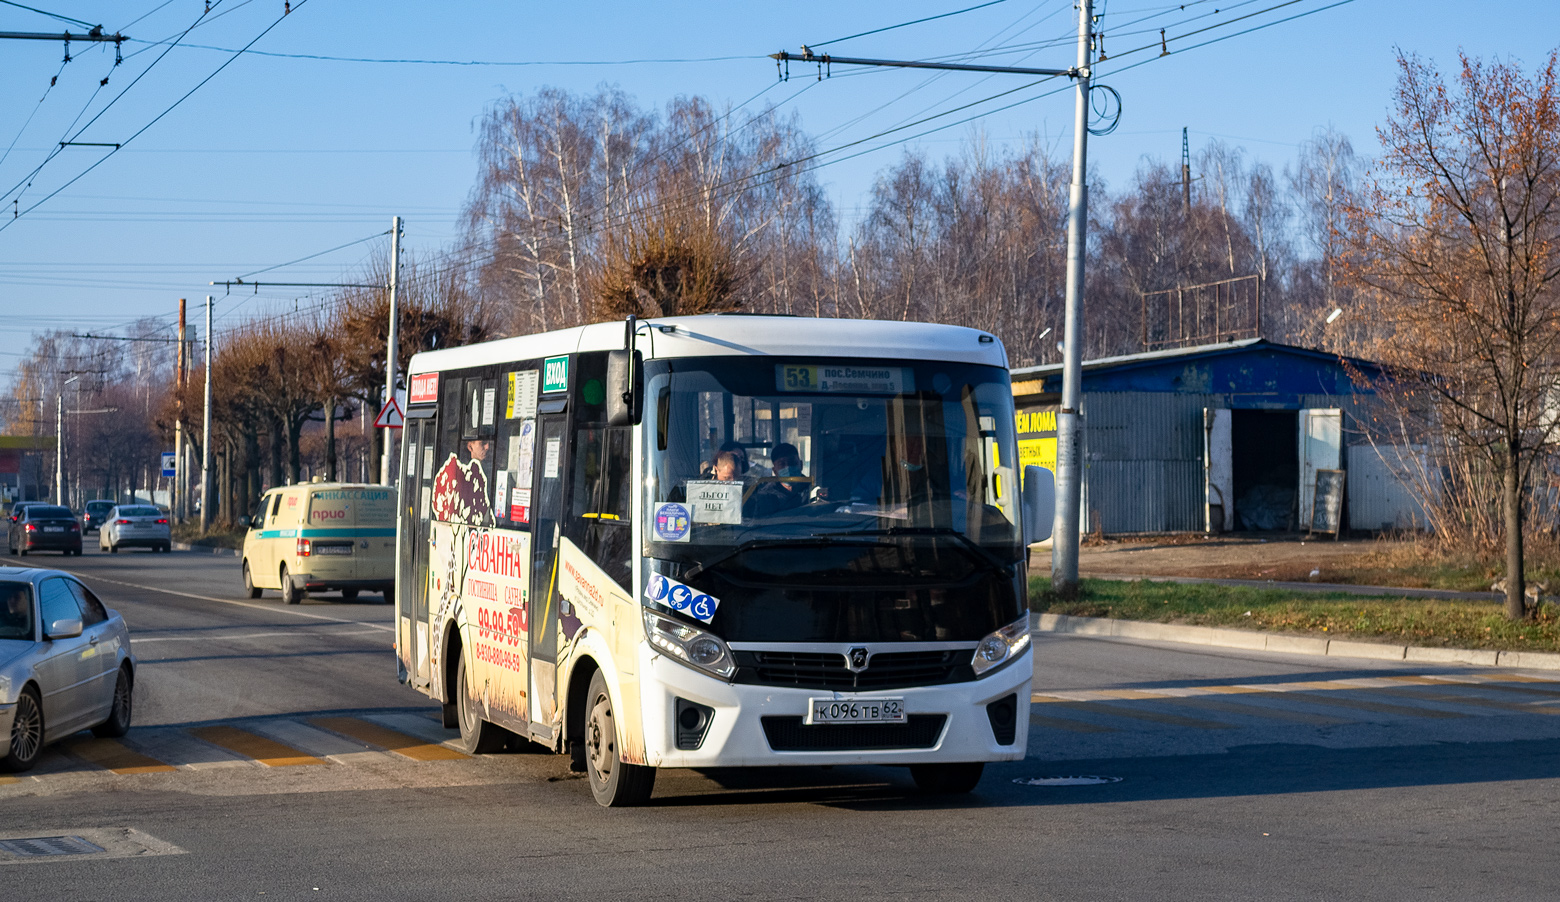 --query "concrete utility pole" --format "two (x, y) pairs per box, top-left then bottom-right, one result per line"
(1182, 127), (1192, 216)
(54, 376), (79, 504)
(381, 216), (402, 486)
(175, 299), (185, 520)
(1052, 0), (1094, 595)
(200, 296), (213, 533)
(771, 7), (1100, 594)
